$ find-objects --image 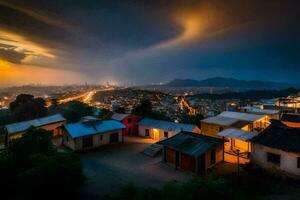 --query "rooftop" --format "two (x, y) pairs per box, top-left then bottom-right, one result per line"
(138, 118), (198, 132)
(217, 128), (257, 141)
(219, 111), (266, 122)
(281, 114), (300, 123)
(252, 122), (300, 153)
(111, 113), (130, 121)
(158, 131), (225, 157)
(5, 114), (66, 135)
(64, 120), (125, 138)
